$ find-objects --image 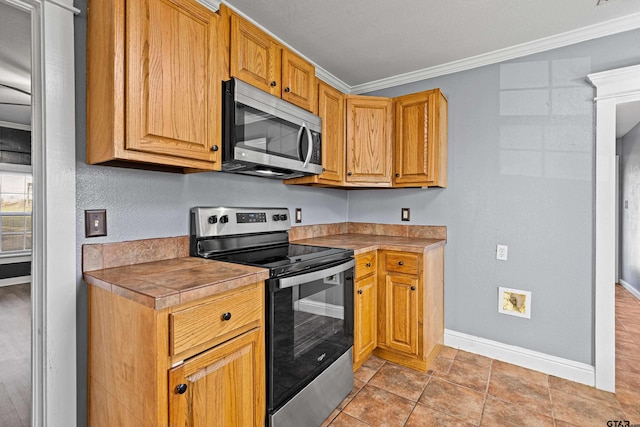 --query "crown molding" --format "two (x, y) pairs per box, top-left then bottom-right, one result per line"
(197, 0), (221, 12)
(350, 12), (640, 94)
(217, 4), (640, 95)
